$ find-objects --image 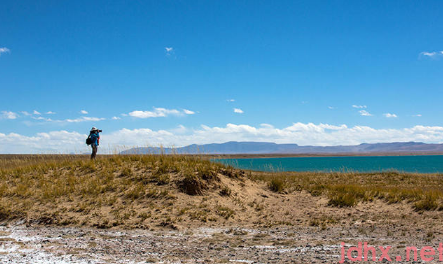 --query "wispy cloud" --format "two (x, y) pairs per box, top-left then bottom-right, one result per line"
(328, 106), (336, 110)
(234, 108), (244, 114)
(129, 109), (179, 118)
(32, 116), (53, 121)
(359, 110), (372, 116)
(183, 109), (195, 115)
(80, 110), (88, 114)
(29, 116), (105, 123)
(21, 110), (50, 116)
(1, 111), (18, 120)
(384, 113), (398, 118)
(420, 51), (443, 59)
(413, 114), (422, 117)
(352, 105), (367, 109)
(128, 108), (194, 118)
(65, 117), (105, 123)
(165, 47), (174, 56)
(227, 99), (235, 102)
(0, 47), (10, 56)
(112, 116), (121, 120)
(172, 124), (188, 134)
